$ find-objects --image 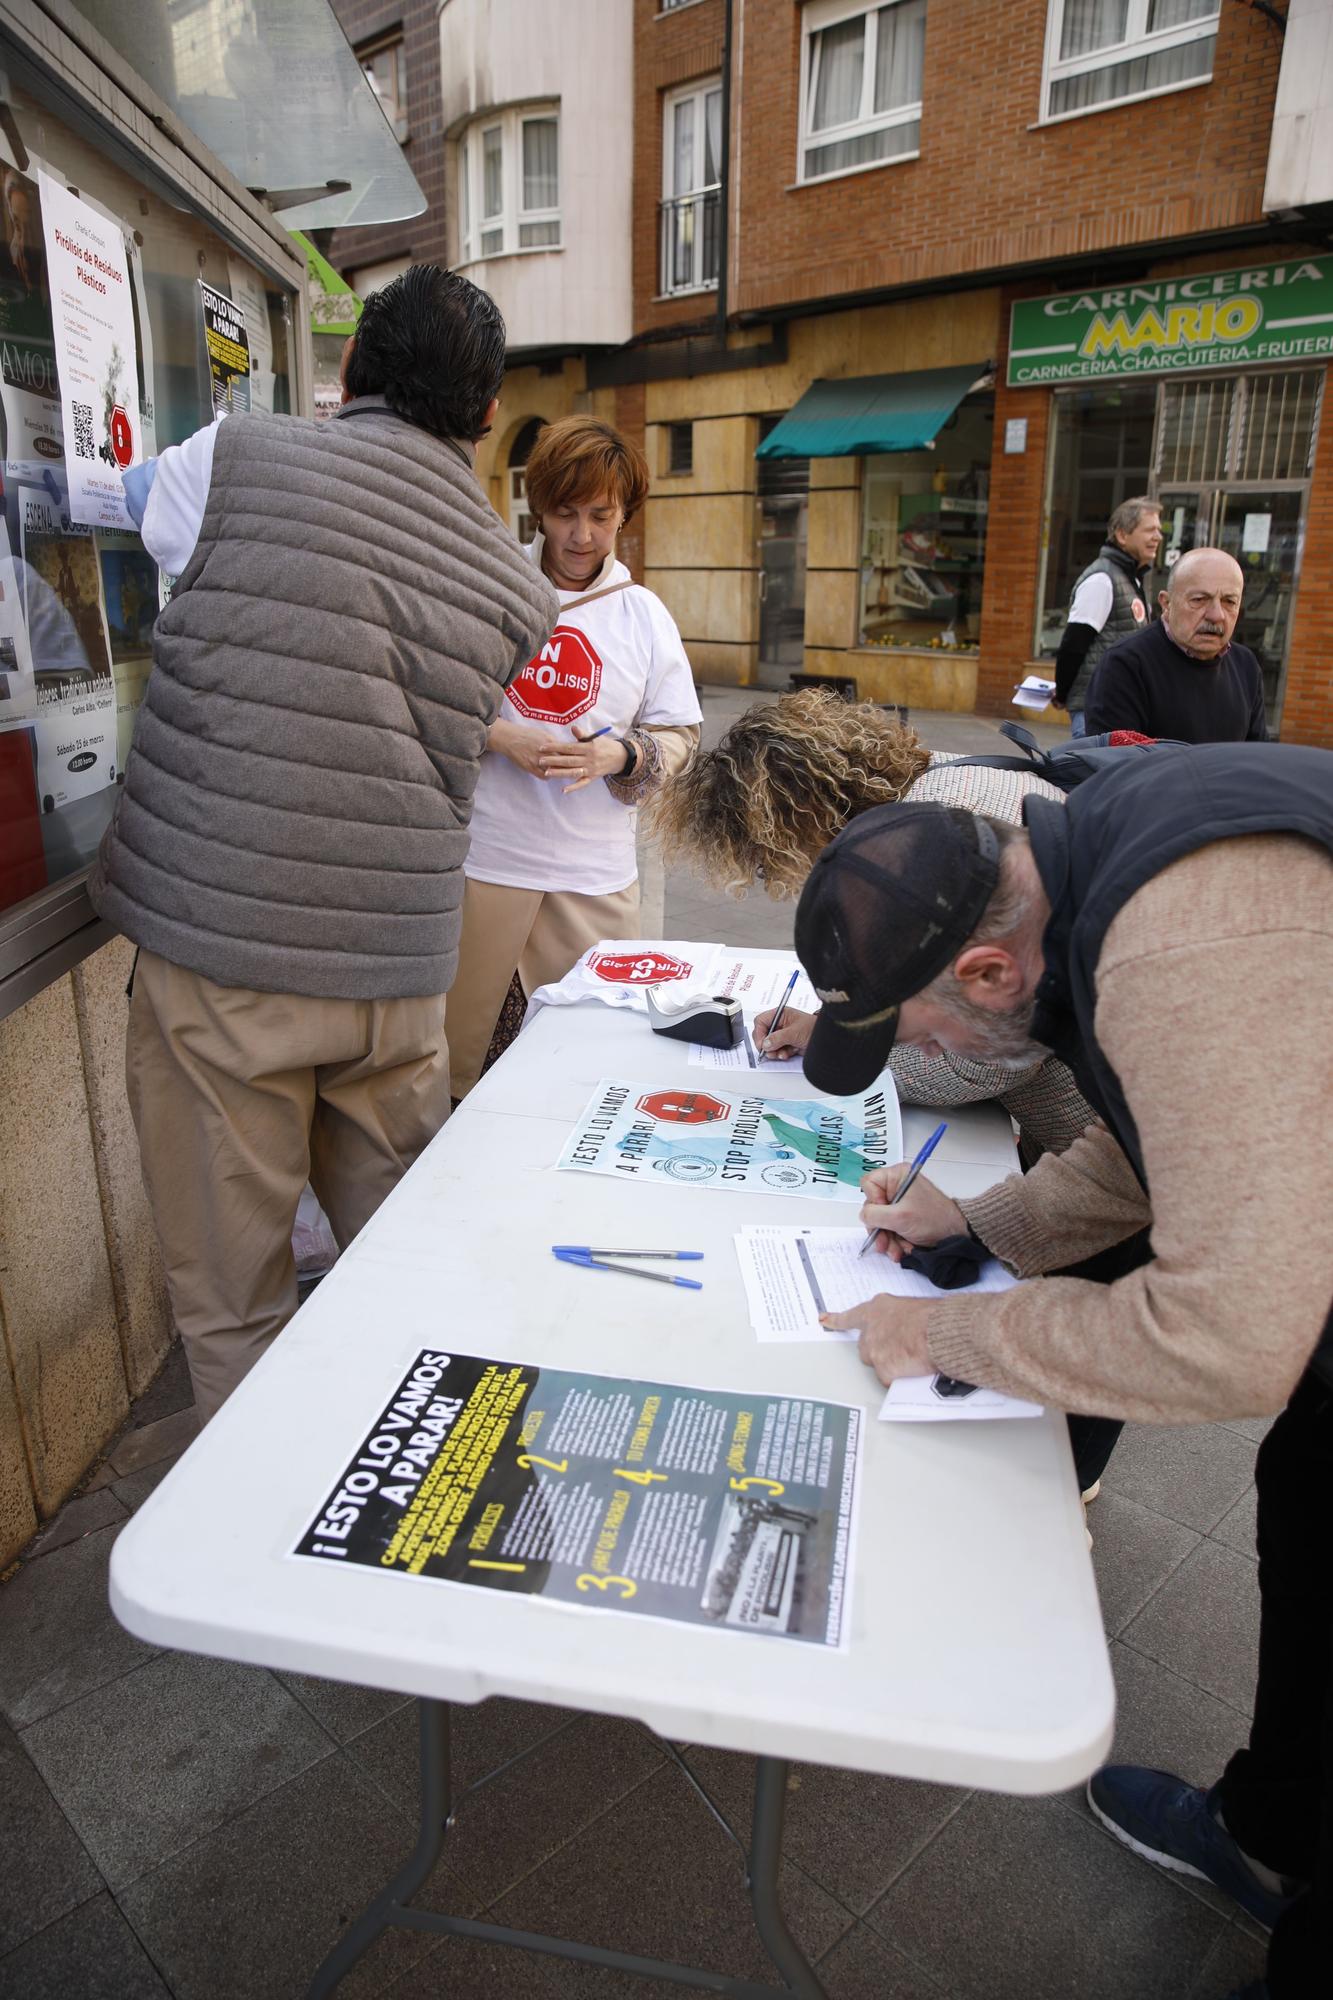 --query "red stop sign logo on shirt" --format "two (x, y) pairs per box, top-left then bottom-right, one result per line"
(109, 405), (134, 469)
(507, 625), (603, 724)
(637, 1090), (731, 1125)
(588, 950), (691, 985)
